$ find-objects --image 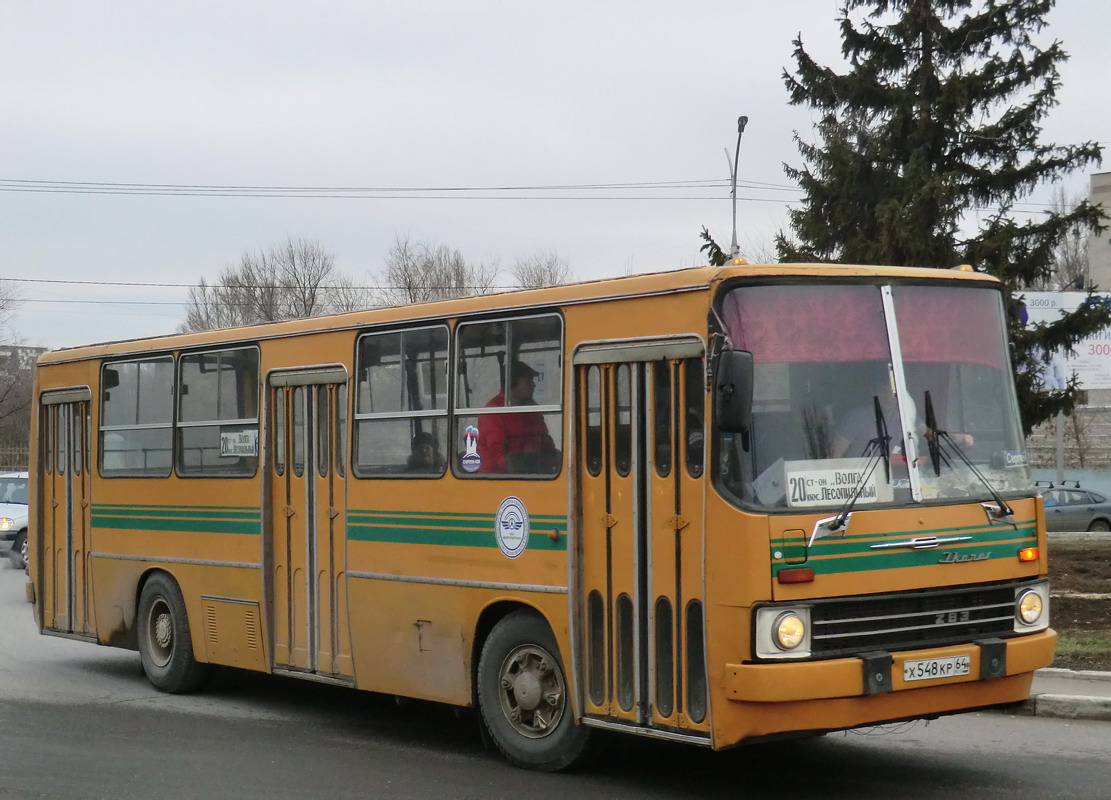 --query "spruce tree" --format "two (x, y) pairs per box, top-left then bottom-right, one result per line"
(769, 0), (1109, 432)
